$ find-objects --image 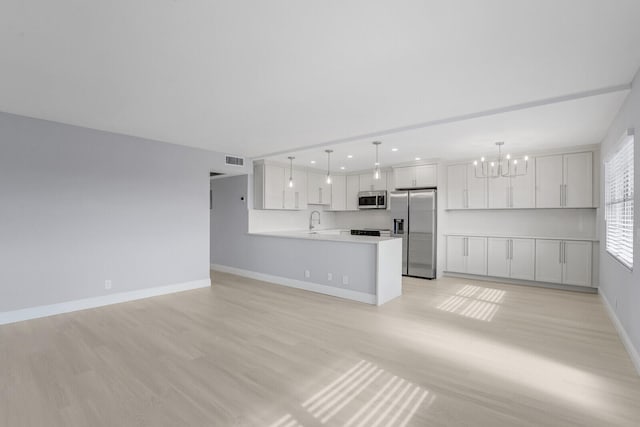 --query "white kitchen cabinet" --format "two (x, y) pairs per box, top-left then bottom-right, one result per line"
(562, 241), (592, 286)
(254, 163), (285, 209)
(535, 239), (592, 287)
(563, 152), (593, 208)
(509, 238), (535, 280)
(446, 236), (487, 275)
(488, 238), (535, 280)
(446, 236), (467, 273)
(446, 163), (487, 209)
(307, 172), (331, 205)
(346, 175), (360, 211)
(535, 240), (563, 283)
(359, 172), (387, 191)
(393, 165), (437, 189)
(284, 168), (308, 210)
(394, 167), (415, 189)
(487, 159), (535, 209)
(327, 175), (346, 211)
(536, 152), (592, 208)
